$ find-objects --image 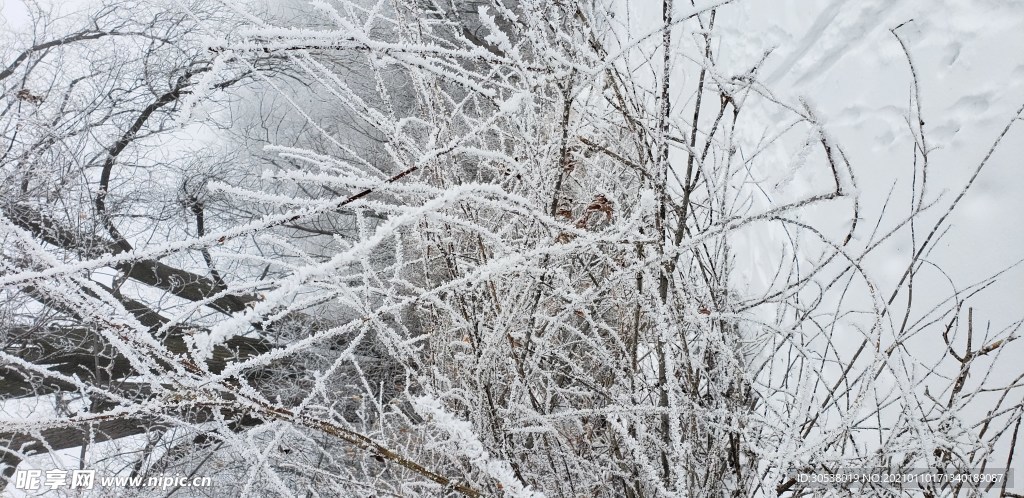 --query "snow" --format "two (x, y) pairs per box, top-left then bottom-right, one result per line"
(3, 0), (1024, 494)
(413, 395), (544, 498)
